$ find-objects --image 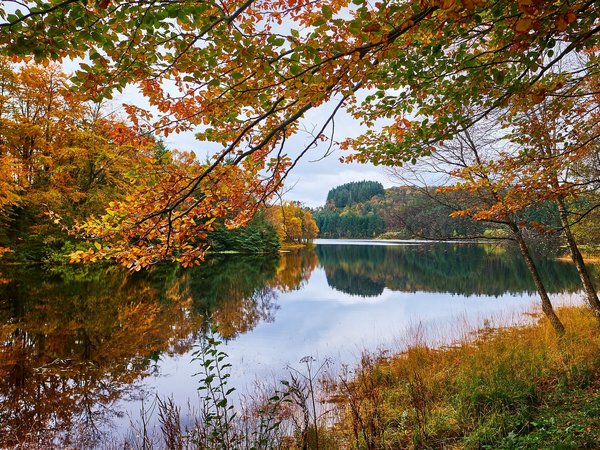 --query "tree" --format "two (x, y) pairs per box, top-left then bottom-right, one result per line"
(1, 0), (597, 267)
(390, 121), (568, 334)
(302, 209), (319, 241)
(410, 77), (600, 326)
(502, 78), (600, 322)
(207, 210), (280, 253)
(0, 61), (169, 261)
(0, 154), (20, 254)
(327, 181), (385, 208)
(0, 61), (151, 254)
(265, 201), (318, 243)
